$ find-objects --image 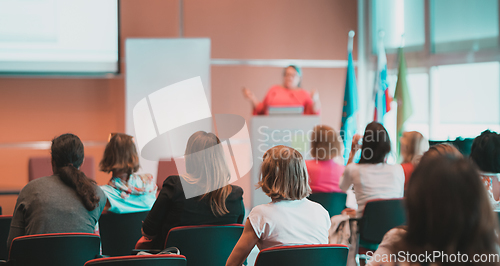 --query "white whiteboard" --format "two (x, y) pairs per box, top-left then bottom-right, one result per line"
(125, 38), (211, 180)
